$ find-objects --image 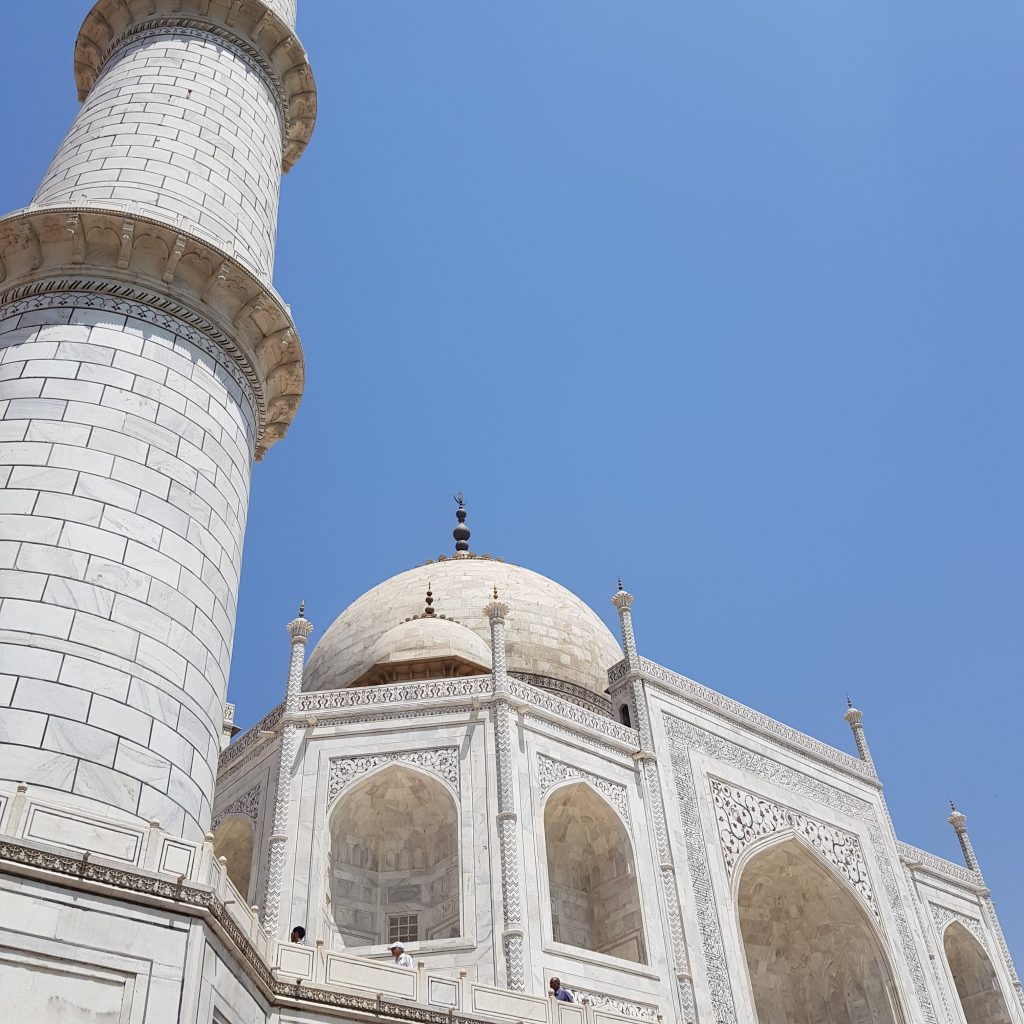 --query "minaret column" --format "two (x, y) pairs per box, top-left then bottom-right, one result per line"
(262, 603), (313, 937)
(486, 592), (526, 992)
(0, 0), (315, 839)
